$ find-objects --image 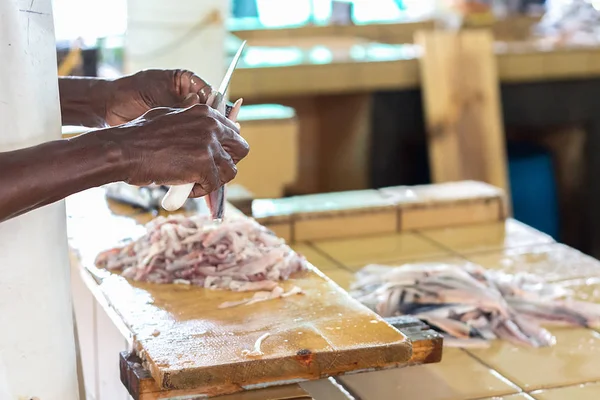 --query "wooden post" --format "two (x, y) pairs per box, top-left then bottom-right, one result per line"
(415, 30), (510, 198)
